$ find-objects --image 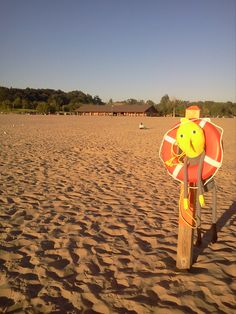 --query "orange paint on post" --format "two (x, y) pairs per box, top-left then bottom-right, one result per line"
(185, 105), (200, 119)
